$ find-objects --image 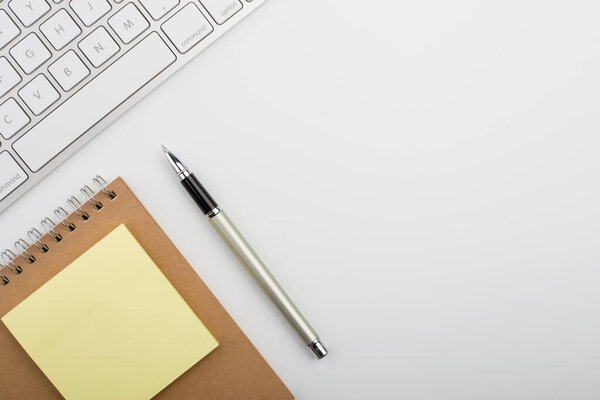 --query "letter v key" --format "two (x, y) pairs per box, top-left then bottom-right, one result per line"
(18, 75), (60, 115)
